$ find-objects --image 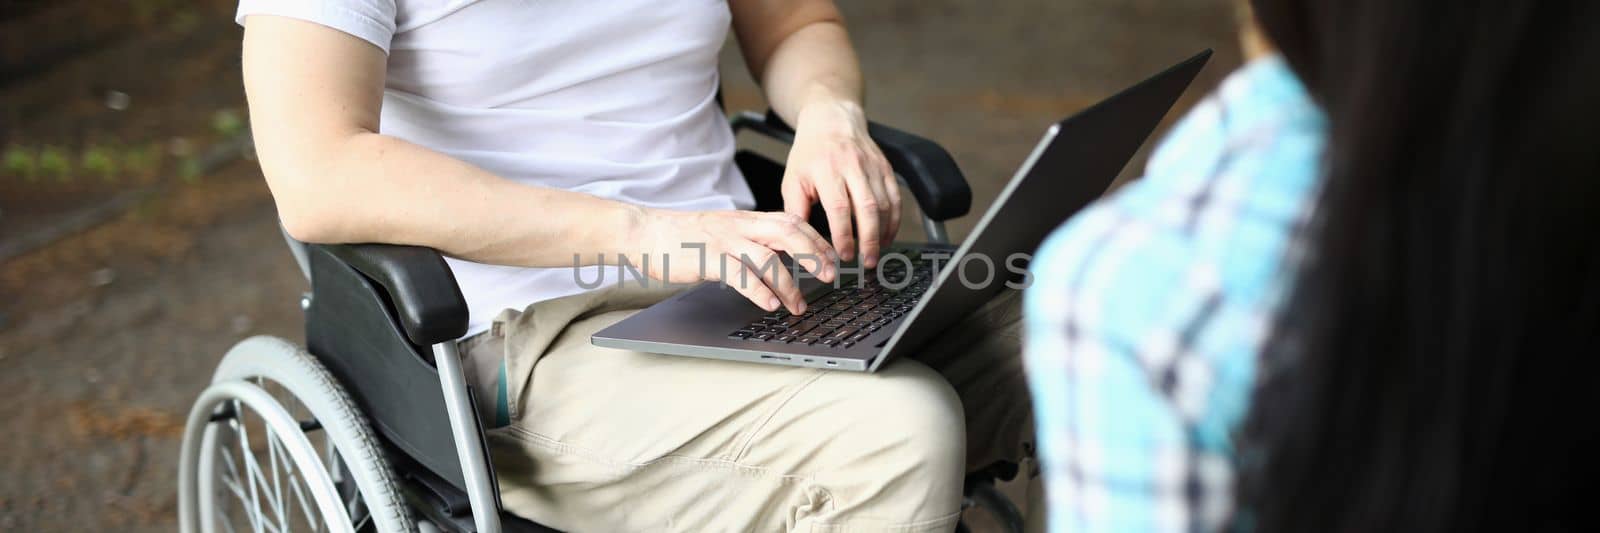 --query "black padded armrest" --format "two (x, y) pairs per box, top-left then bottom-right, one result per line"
(315, 242), (468, 346)
(744, 110), (972, 222)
